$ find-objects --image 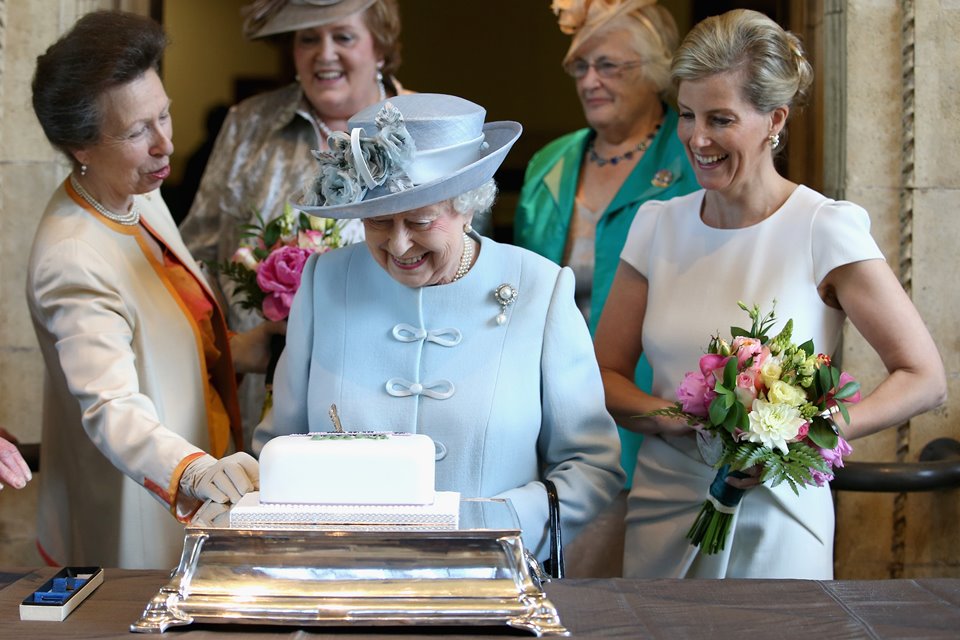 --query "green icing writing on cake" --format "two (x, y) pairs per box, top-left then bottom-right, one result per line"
(311, 432), (389, 441)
